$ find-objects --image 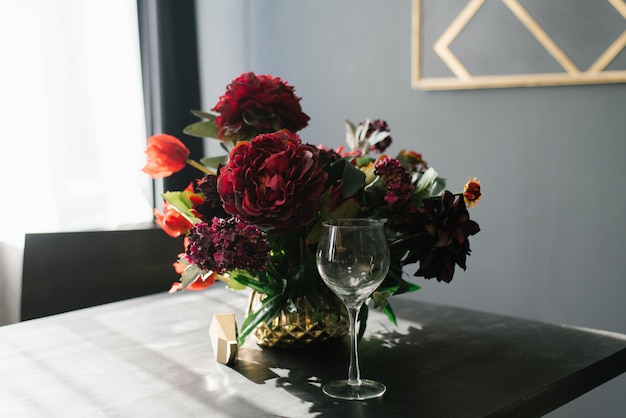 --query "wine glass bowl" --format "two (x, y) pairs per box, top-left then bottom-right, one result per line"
(316, 218), (390, 400)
